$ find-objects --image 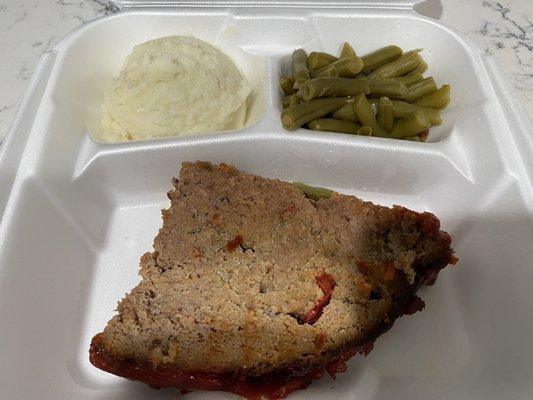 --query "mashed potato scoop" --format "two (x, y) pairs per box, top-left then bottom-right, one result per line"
(101, 35), (252, 142)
